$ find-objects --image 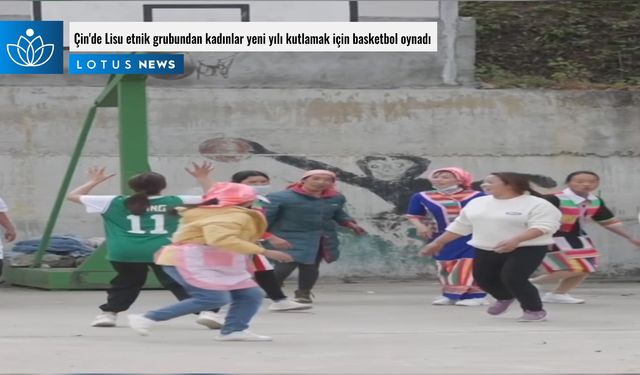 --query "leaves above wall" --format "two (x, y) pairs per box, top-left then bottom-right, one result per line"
(460, 0), (640, 89)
